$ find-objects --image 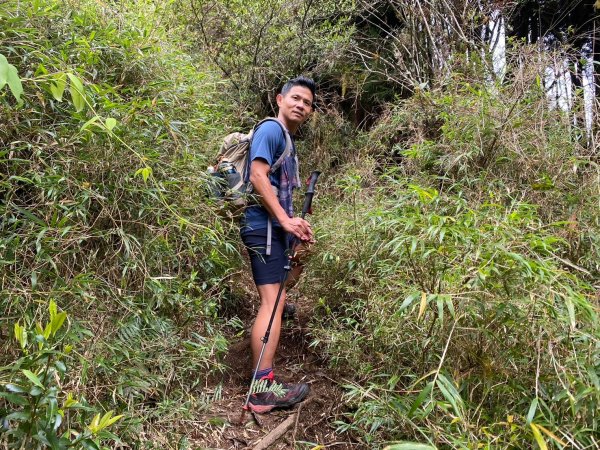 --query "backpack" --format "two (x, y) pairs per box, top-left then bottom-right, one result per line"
(208, 118), (292, 215)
